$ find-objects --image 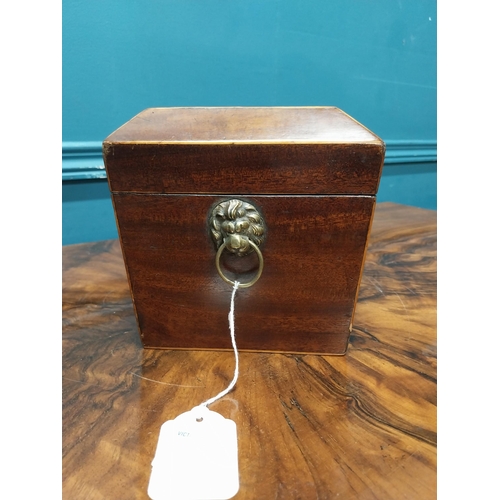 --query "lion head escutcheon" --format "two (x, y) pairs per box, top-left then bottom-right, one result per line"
(209, 199), (266, 288)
